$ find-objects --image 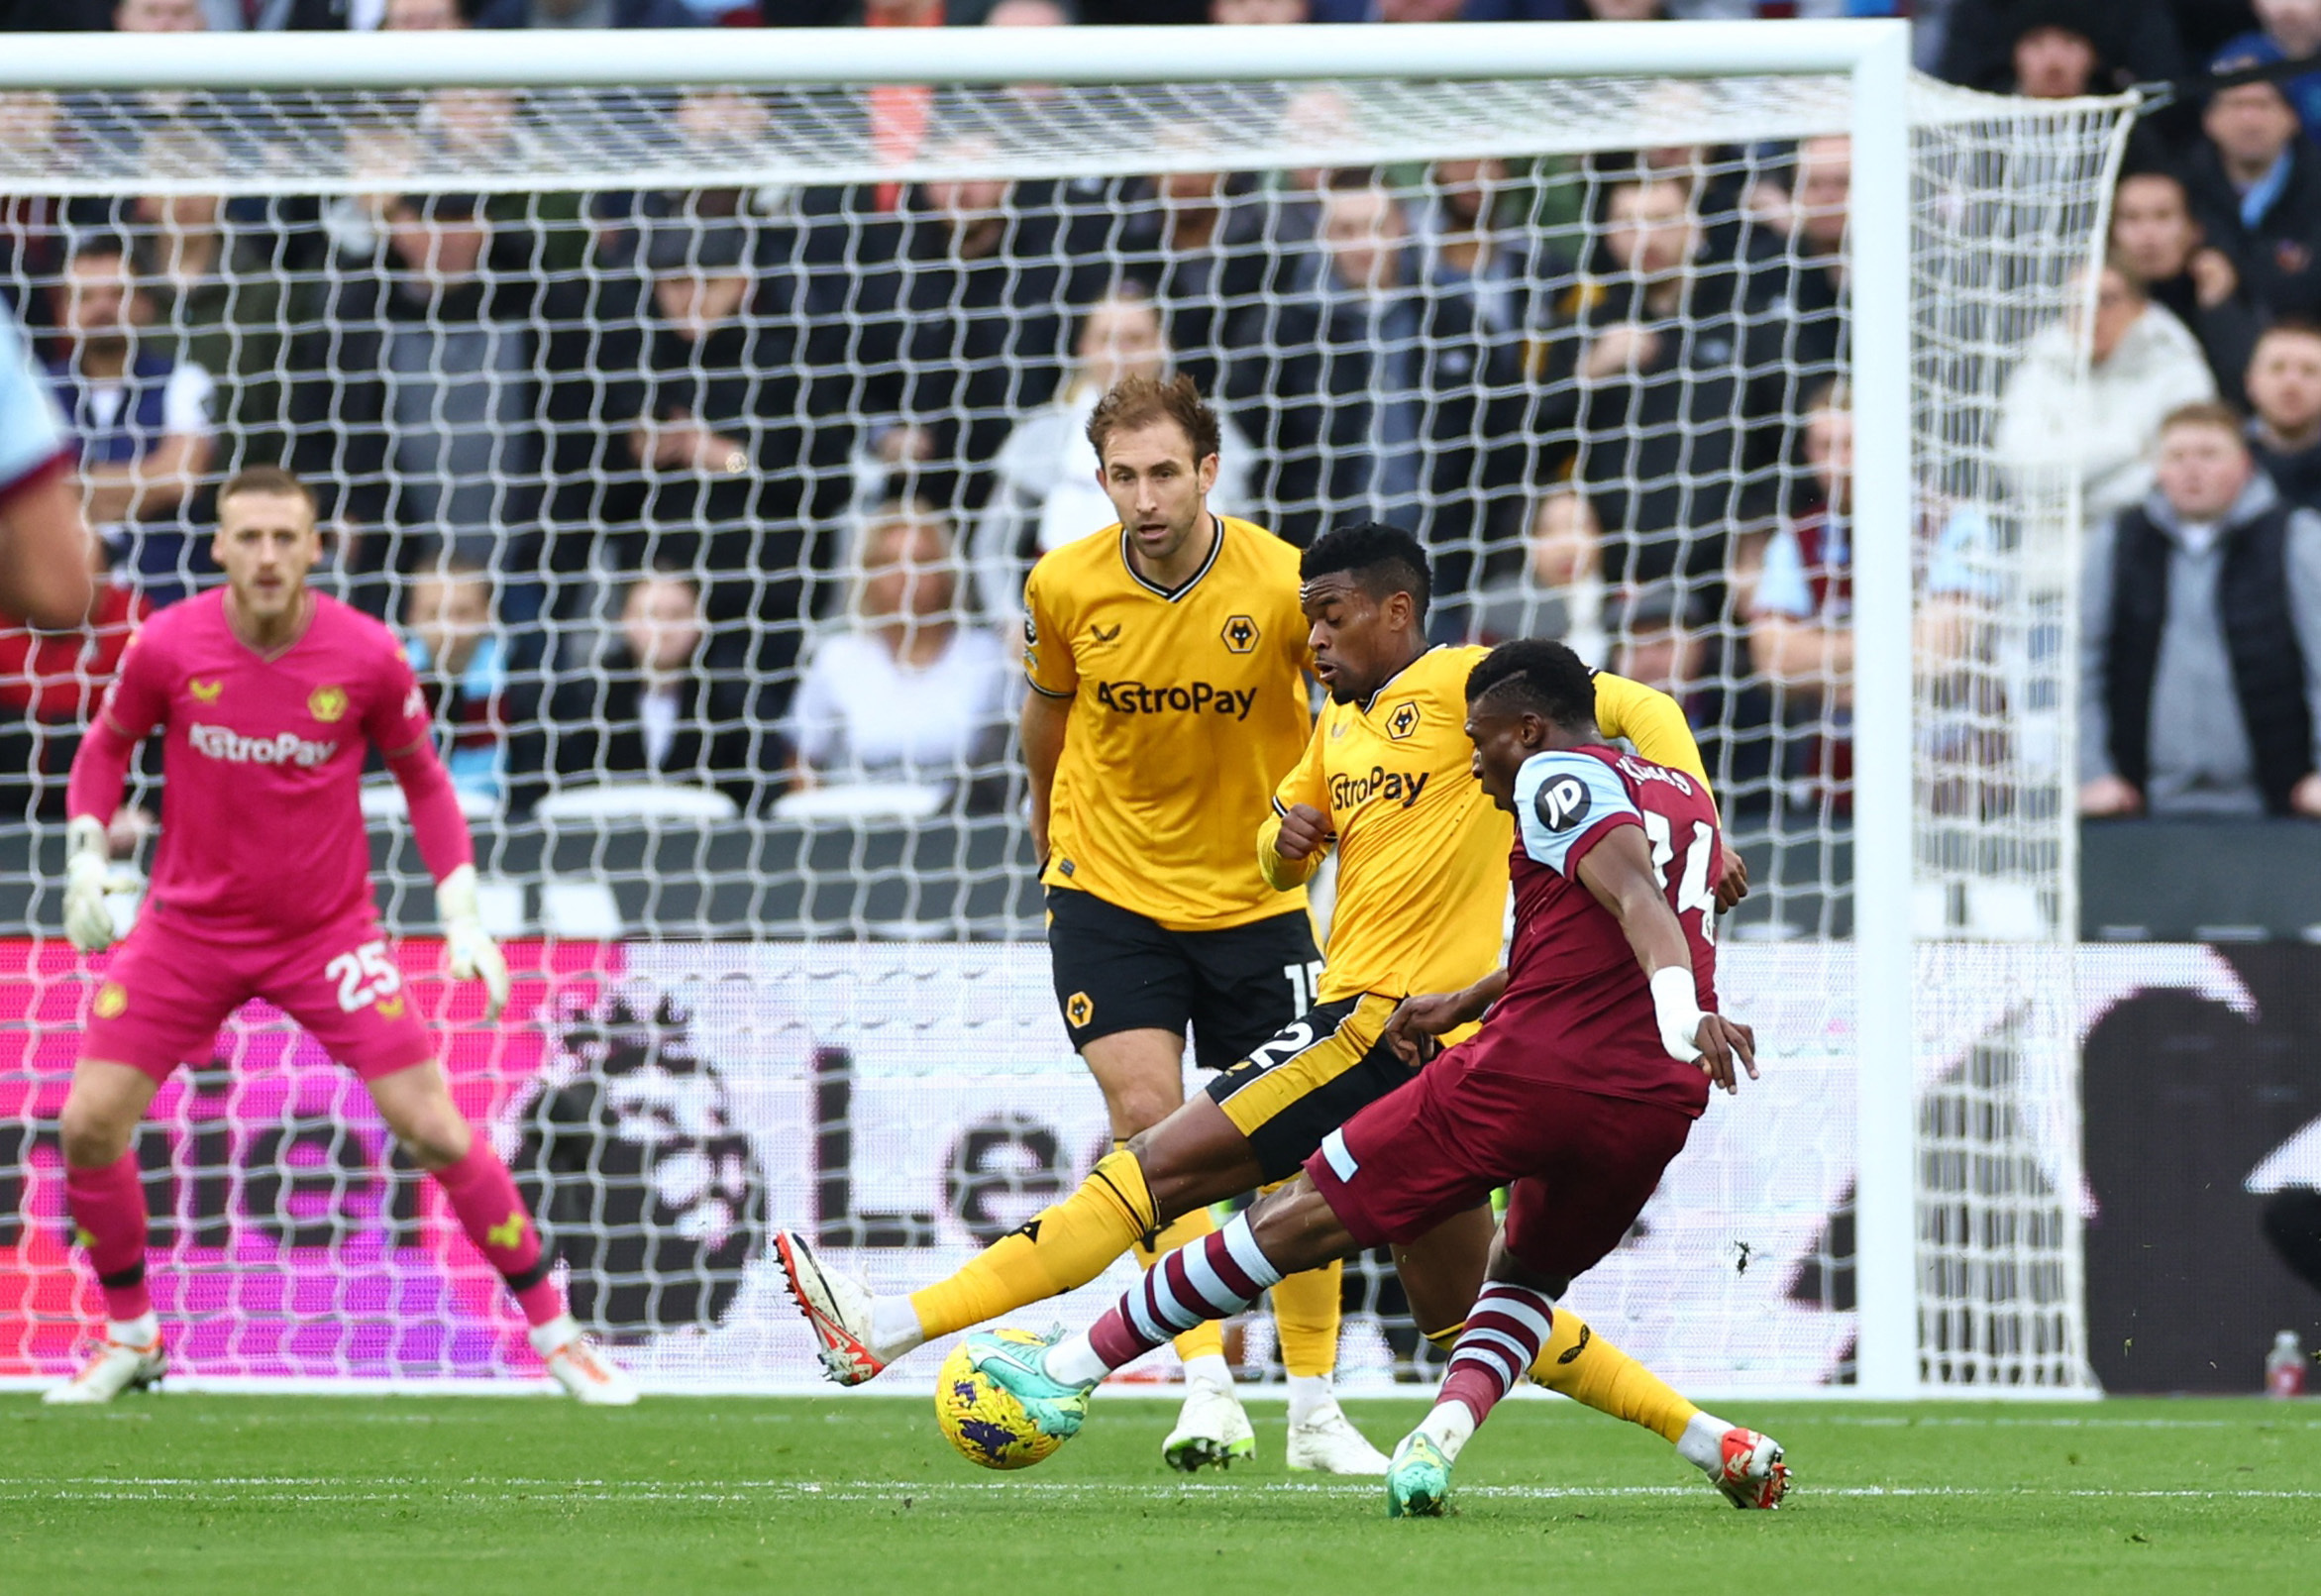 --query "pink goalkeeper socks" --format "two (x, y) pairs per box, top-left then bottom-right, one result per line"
(64, 1153), (152, 1323)
(431, 1141), (564, 1328)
